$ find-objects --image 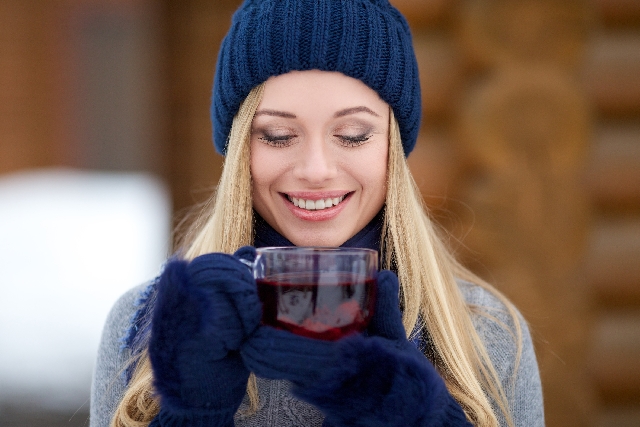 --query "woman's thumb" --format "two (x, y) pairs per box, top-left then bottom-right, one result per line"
(367, 270), (406, 341)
